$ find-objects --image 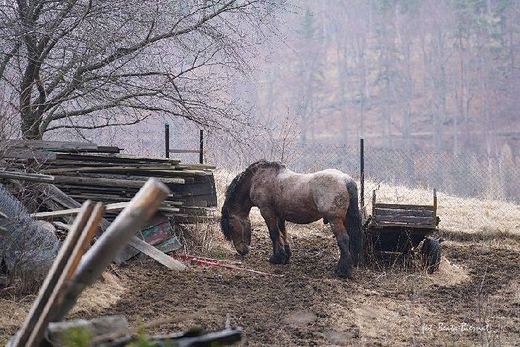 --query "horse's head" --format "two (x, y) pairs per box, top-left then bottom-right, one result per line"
(221, 207), (252, 256)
